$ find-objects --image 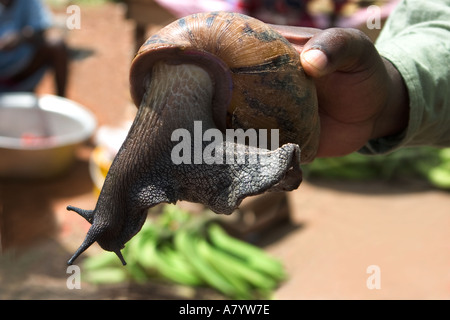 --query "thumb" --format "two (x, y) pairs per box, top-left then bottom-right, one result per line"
(300, 28), (377, 78)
